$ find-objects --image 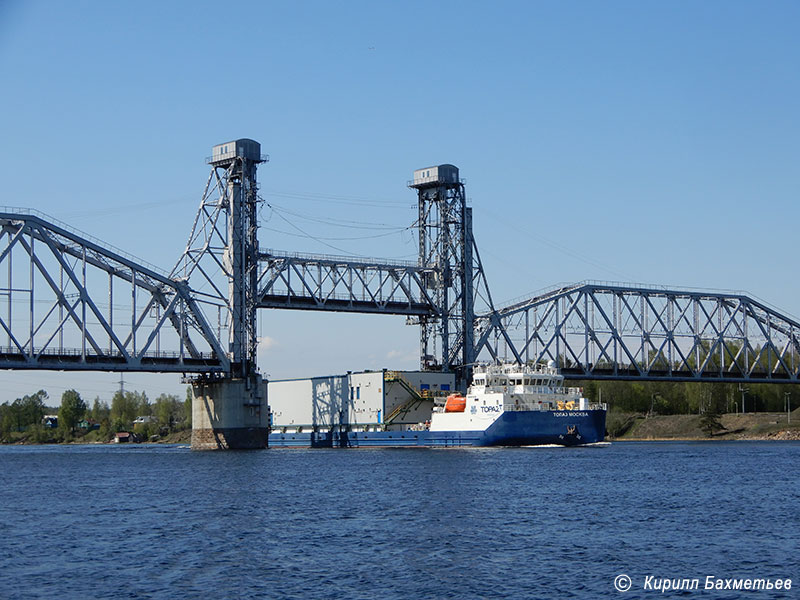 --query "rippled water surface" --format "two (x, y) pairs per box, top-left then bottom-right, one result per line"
(0, 442), (798, 599)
